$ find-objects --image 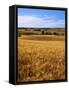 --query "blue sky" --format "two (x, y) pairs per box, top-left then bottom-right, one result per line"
(18, 8), (65, 28)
